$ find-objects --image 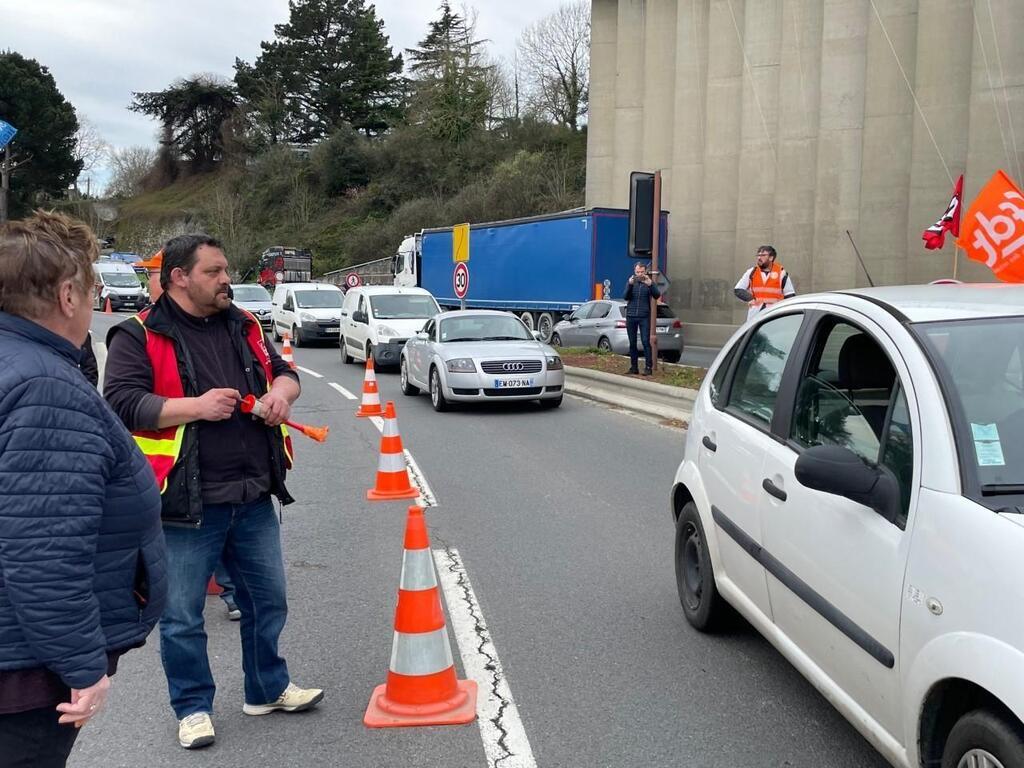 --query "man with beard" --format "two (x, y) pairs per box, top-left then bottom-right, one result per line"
(103, 235), (323, 749)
